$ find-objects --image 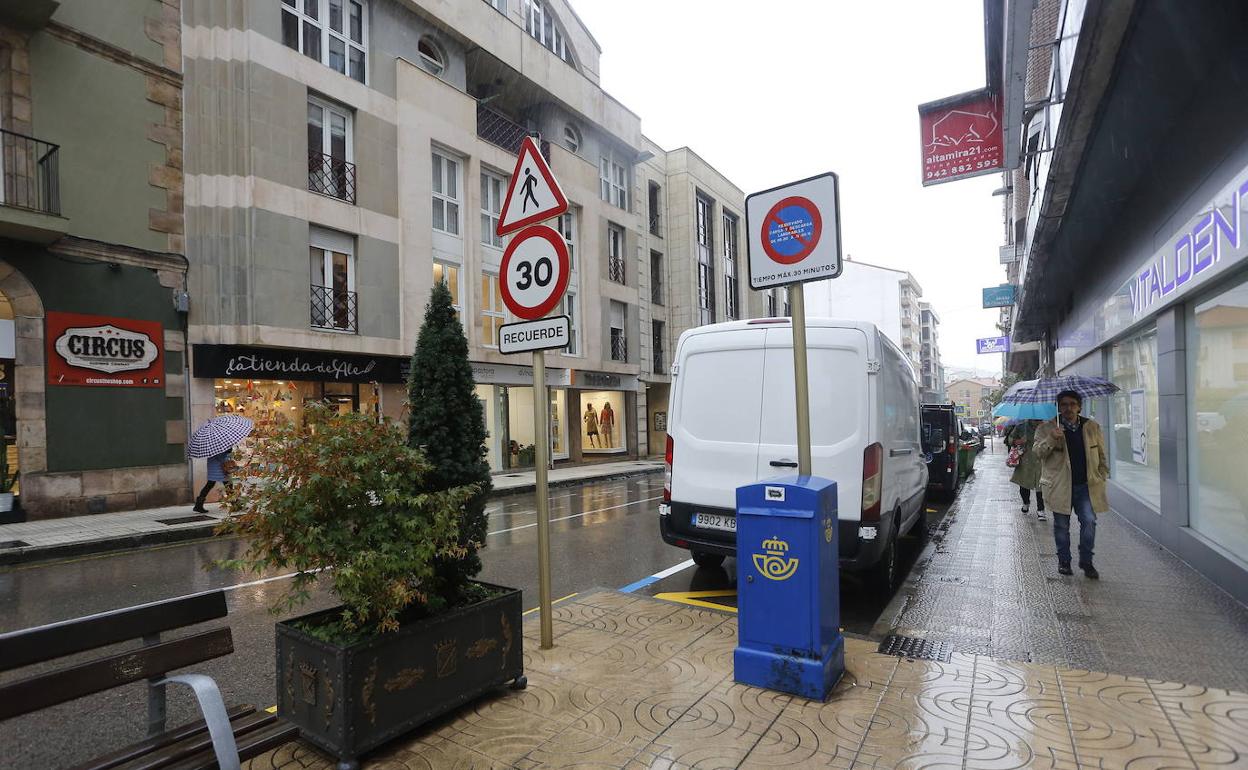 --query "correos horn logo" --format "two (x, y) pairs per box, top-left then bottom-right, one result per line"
(753, 536), (799, 581)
